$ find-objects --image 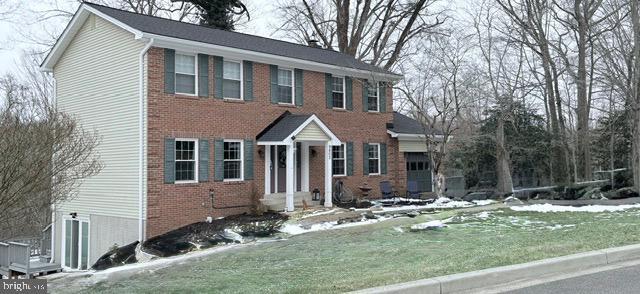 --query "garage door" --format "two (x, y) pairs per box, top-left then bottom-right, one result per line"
(405, 152), (432, 192)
